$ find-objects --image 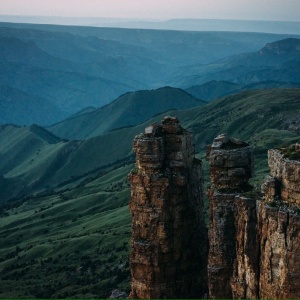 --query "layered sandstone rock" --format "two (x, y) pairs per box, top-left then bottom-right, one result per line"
(267, 148), (300, 205)
(258, 144), (300, 299)
(128, 126), (300, 299)
(207, 134), (259, 299)
(258, 203), (300, 299)
(128, 117), (207, 299)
